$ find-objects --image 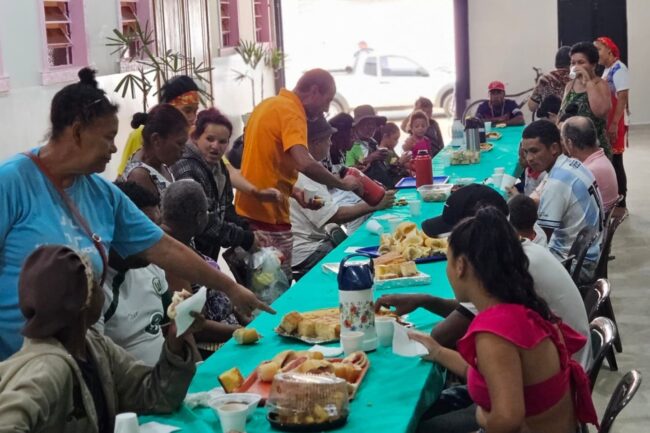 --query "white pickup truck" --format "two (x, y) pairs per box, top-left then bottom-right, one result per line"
(328, 49), (455, 117)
